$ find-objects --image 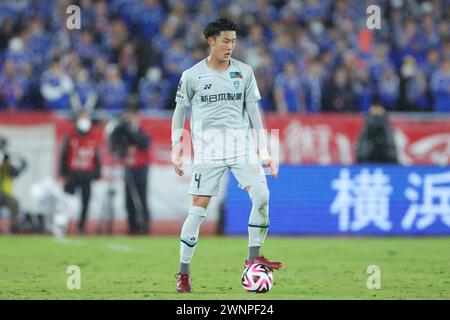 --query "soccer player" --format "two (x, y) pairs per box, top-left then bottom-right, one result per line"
(171, 18), (281, 293)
